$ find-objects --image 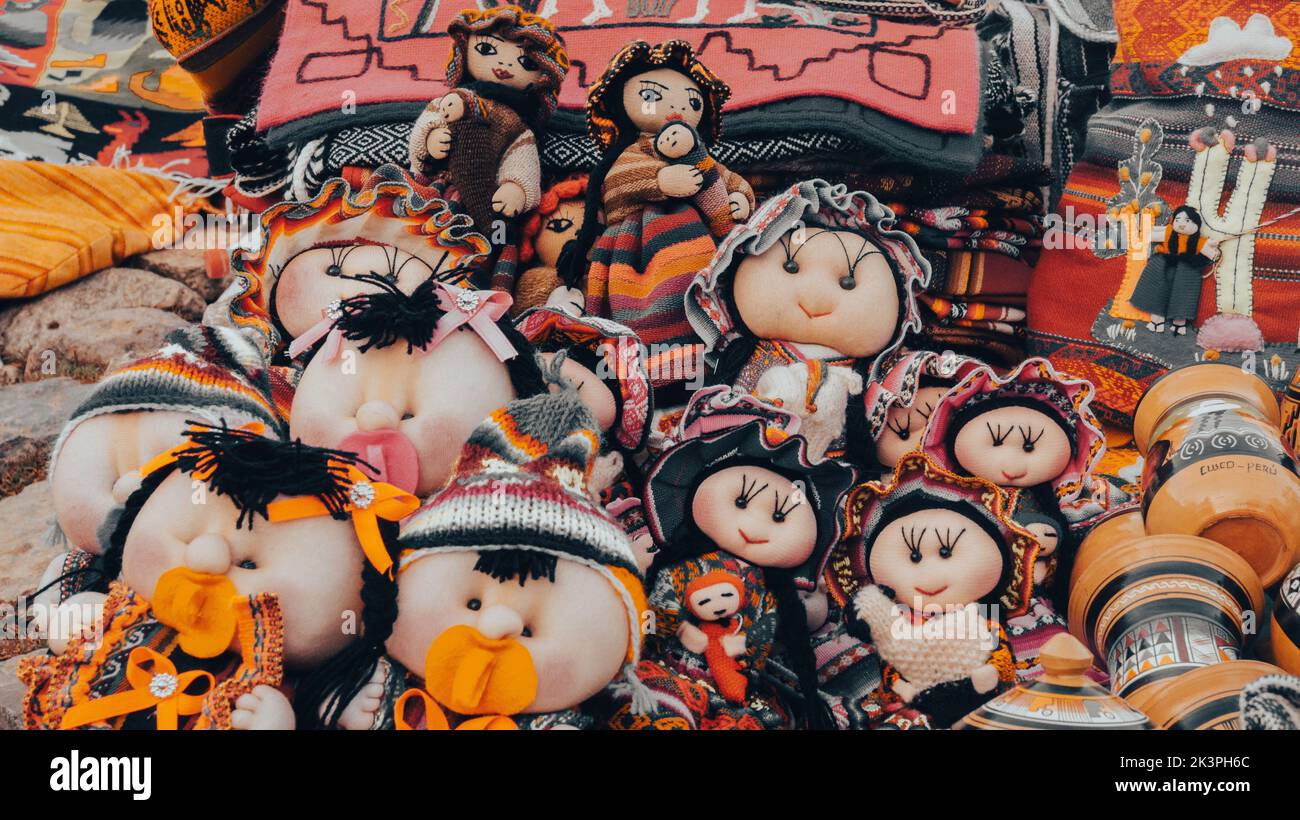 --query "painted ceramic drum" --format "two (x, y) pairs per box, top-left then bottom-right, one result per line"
(1070, 507), (1145, 591)
(1133, 363), (1300, 587)
(1269, 561), (1300, 675)
(1068, 534), (1264, 698)
(1124, 661), (1286, 730)
(1281, 369), (1300, 455)
(955, 634), (1152, 730)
